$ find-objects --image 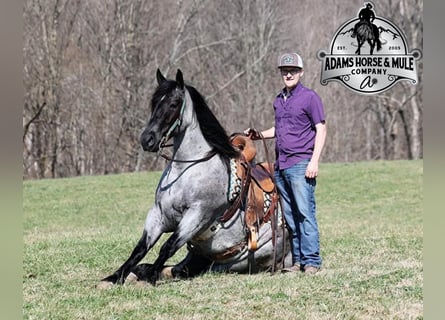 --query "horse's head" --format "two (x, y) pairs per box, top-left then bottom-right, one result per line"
(140, 69), (185, 152)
